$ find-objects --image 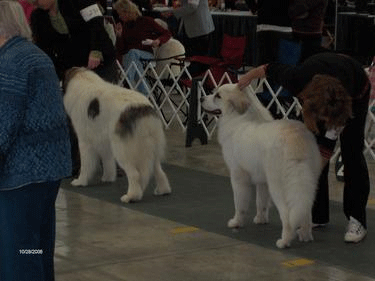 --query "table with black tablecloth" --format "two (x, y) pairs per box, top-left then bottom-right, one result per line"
(151, 7), (257, 66)
(210, 11), (257, 66)
(336, 12), (375, 65)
